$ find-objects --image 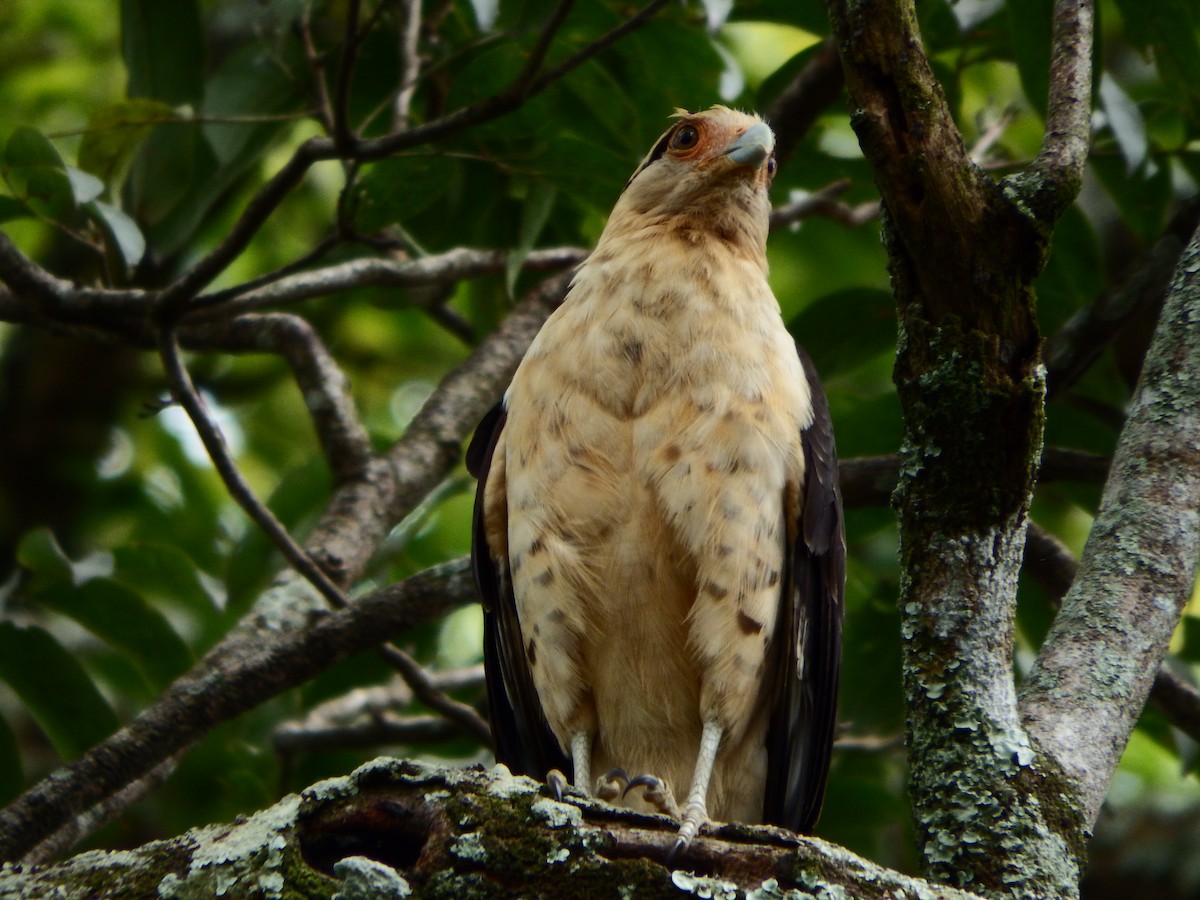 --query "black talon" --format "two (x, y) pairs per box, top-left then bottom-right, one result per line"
(666, 836), (687, 867)
(603, 768), (630, 788)
(546, 769), (568, 802)
(623, 773), (664, 798)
